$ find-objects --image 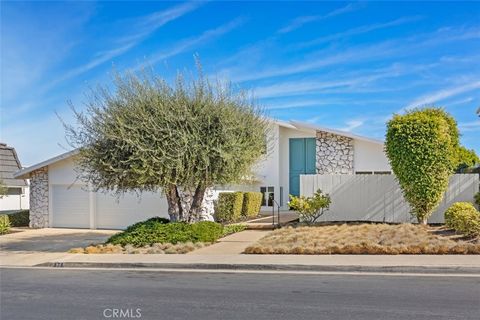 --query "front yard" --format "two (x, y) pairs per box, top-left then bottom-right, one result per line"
(244, 223), (480, 254)
(69, 218), (247, 254)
